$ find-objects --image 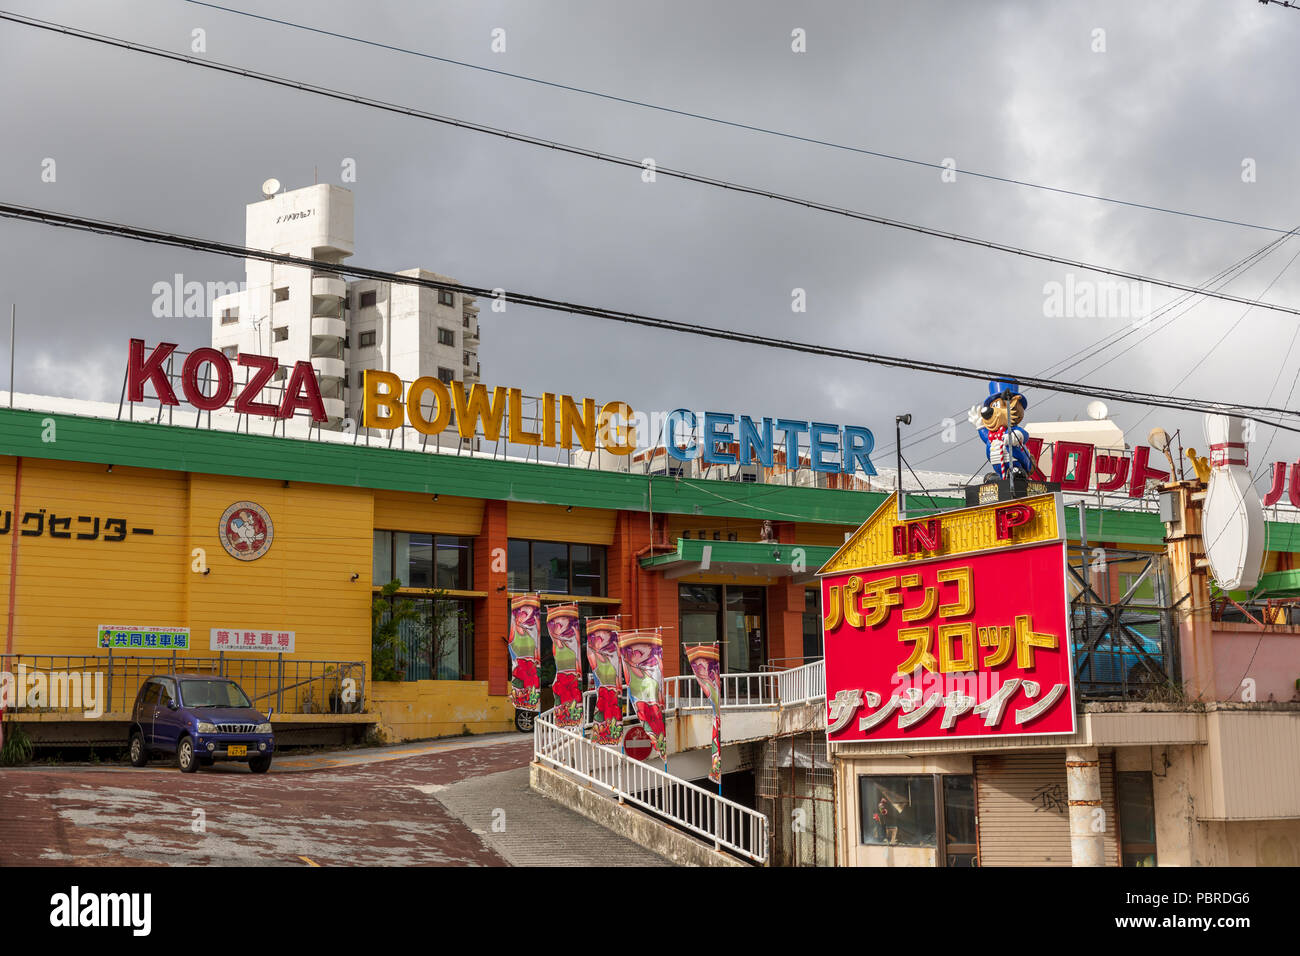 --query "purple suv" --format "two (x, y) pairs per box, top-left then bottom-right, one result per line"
(128, 674), (276, 773)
